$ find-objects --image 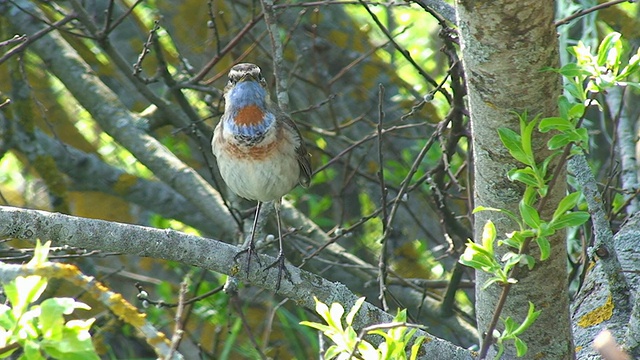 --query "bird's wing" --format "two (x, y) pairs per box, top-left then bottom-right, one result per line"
(279, 111), (312, 188)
